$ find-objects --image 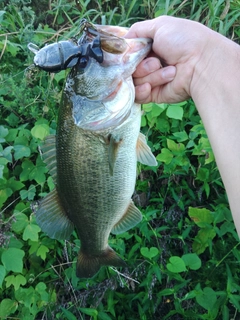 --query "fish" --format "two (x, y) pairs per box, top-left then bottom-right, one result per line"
(35, 23), (157, 278)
